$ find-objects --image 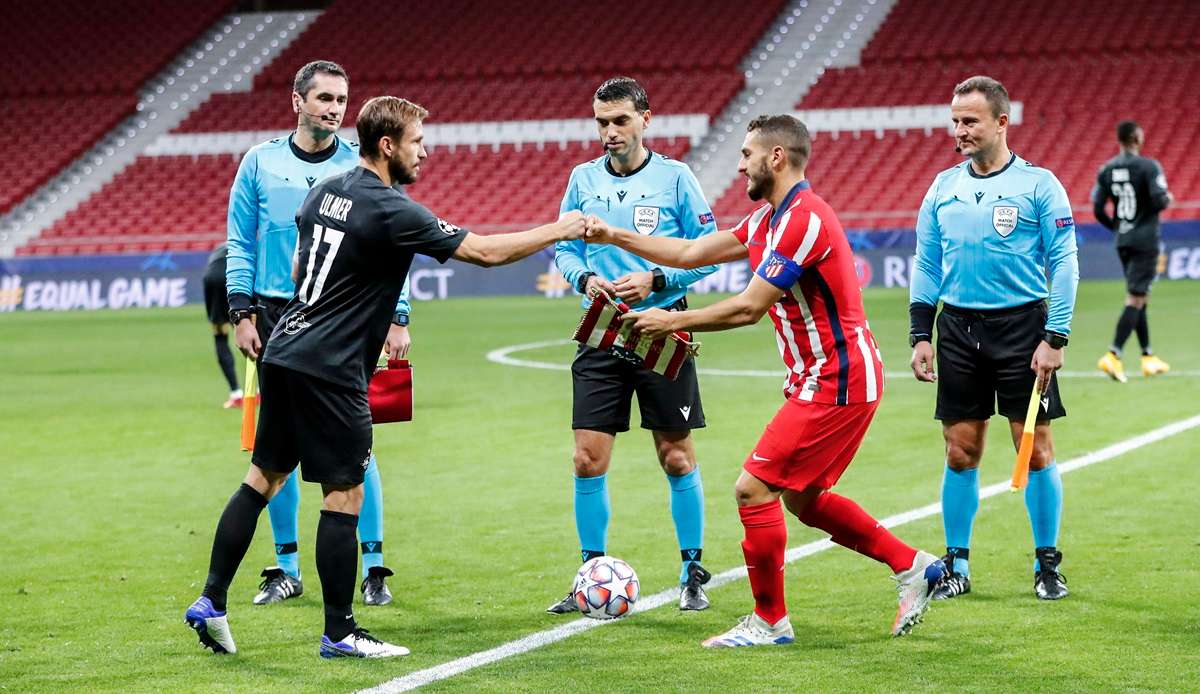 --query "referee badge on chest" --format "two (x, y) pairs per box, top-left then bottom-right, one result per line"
(992, 205), (1018, 237)
(633, 206), (660, 235)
